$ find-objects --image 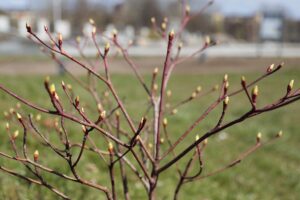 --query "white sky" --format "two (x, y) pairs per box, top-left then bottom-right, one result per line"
(214, 0), (300, 19)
